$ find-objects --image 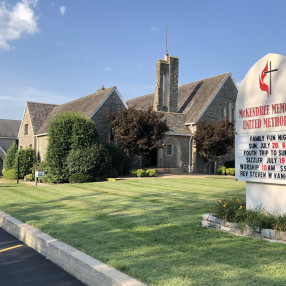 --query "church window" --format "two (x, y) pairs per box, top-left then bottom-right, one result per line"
(163, 72), (169, 109)
(221, 108), (225, 118)
(231, 108), (235, 123)
(166, 144), (173, 156)
(226, 102), (230, 120)
(24, 124), (28, 135)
